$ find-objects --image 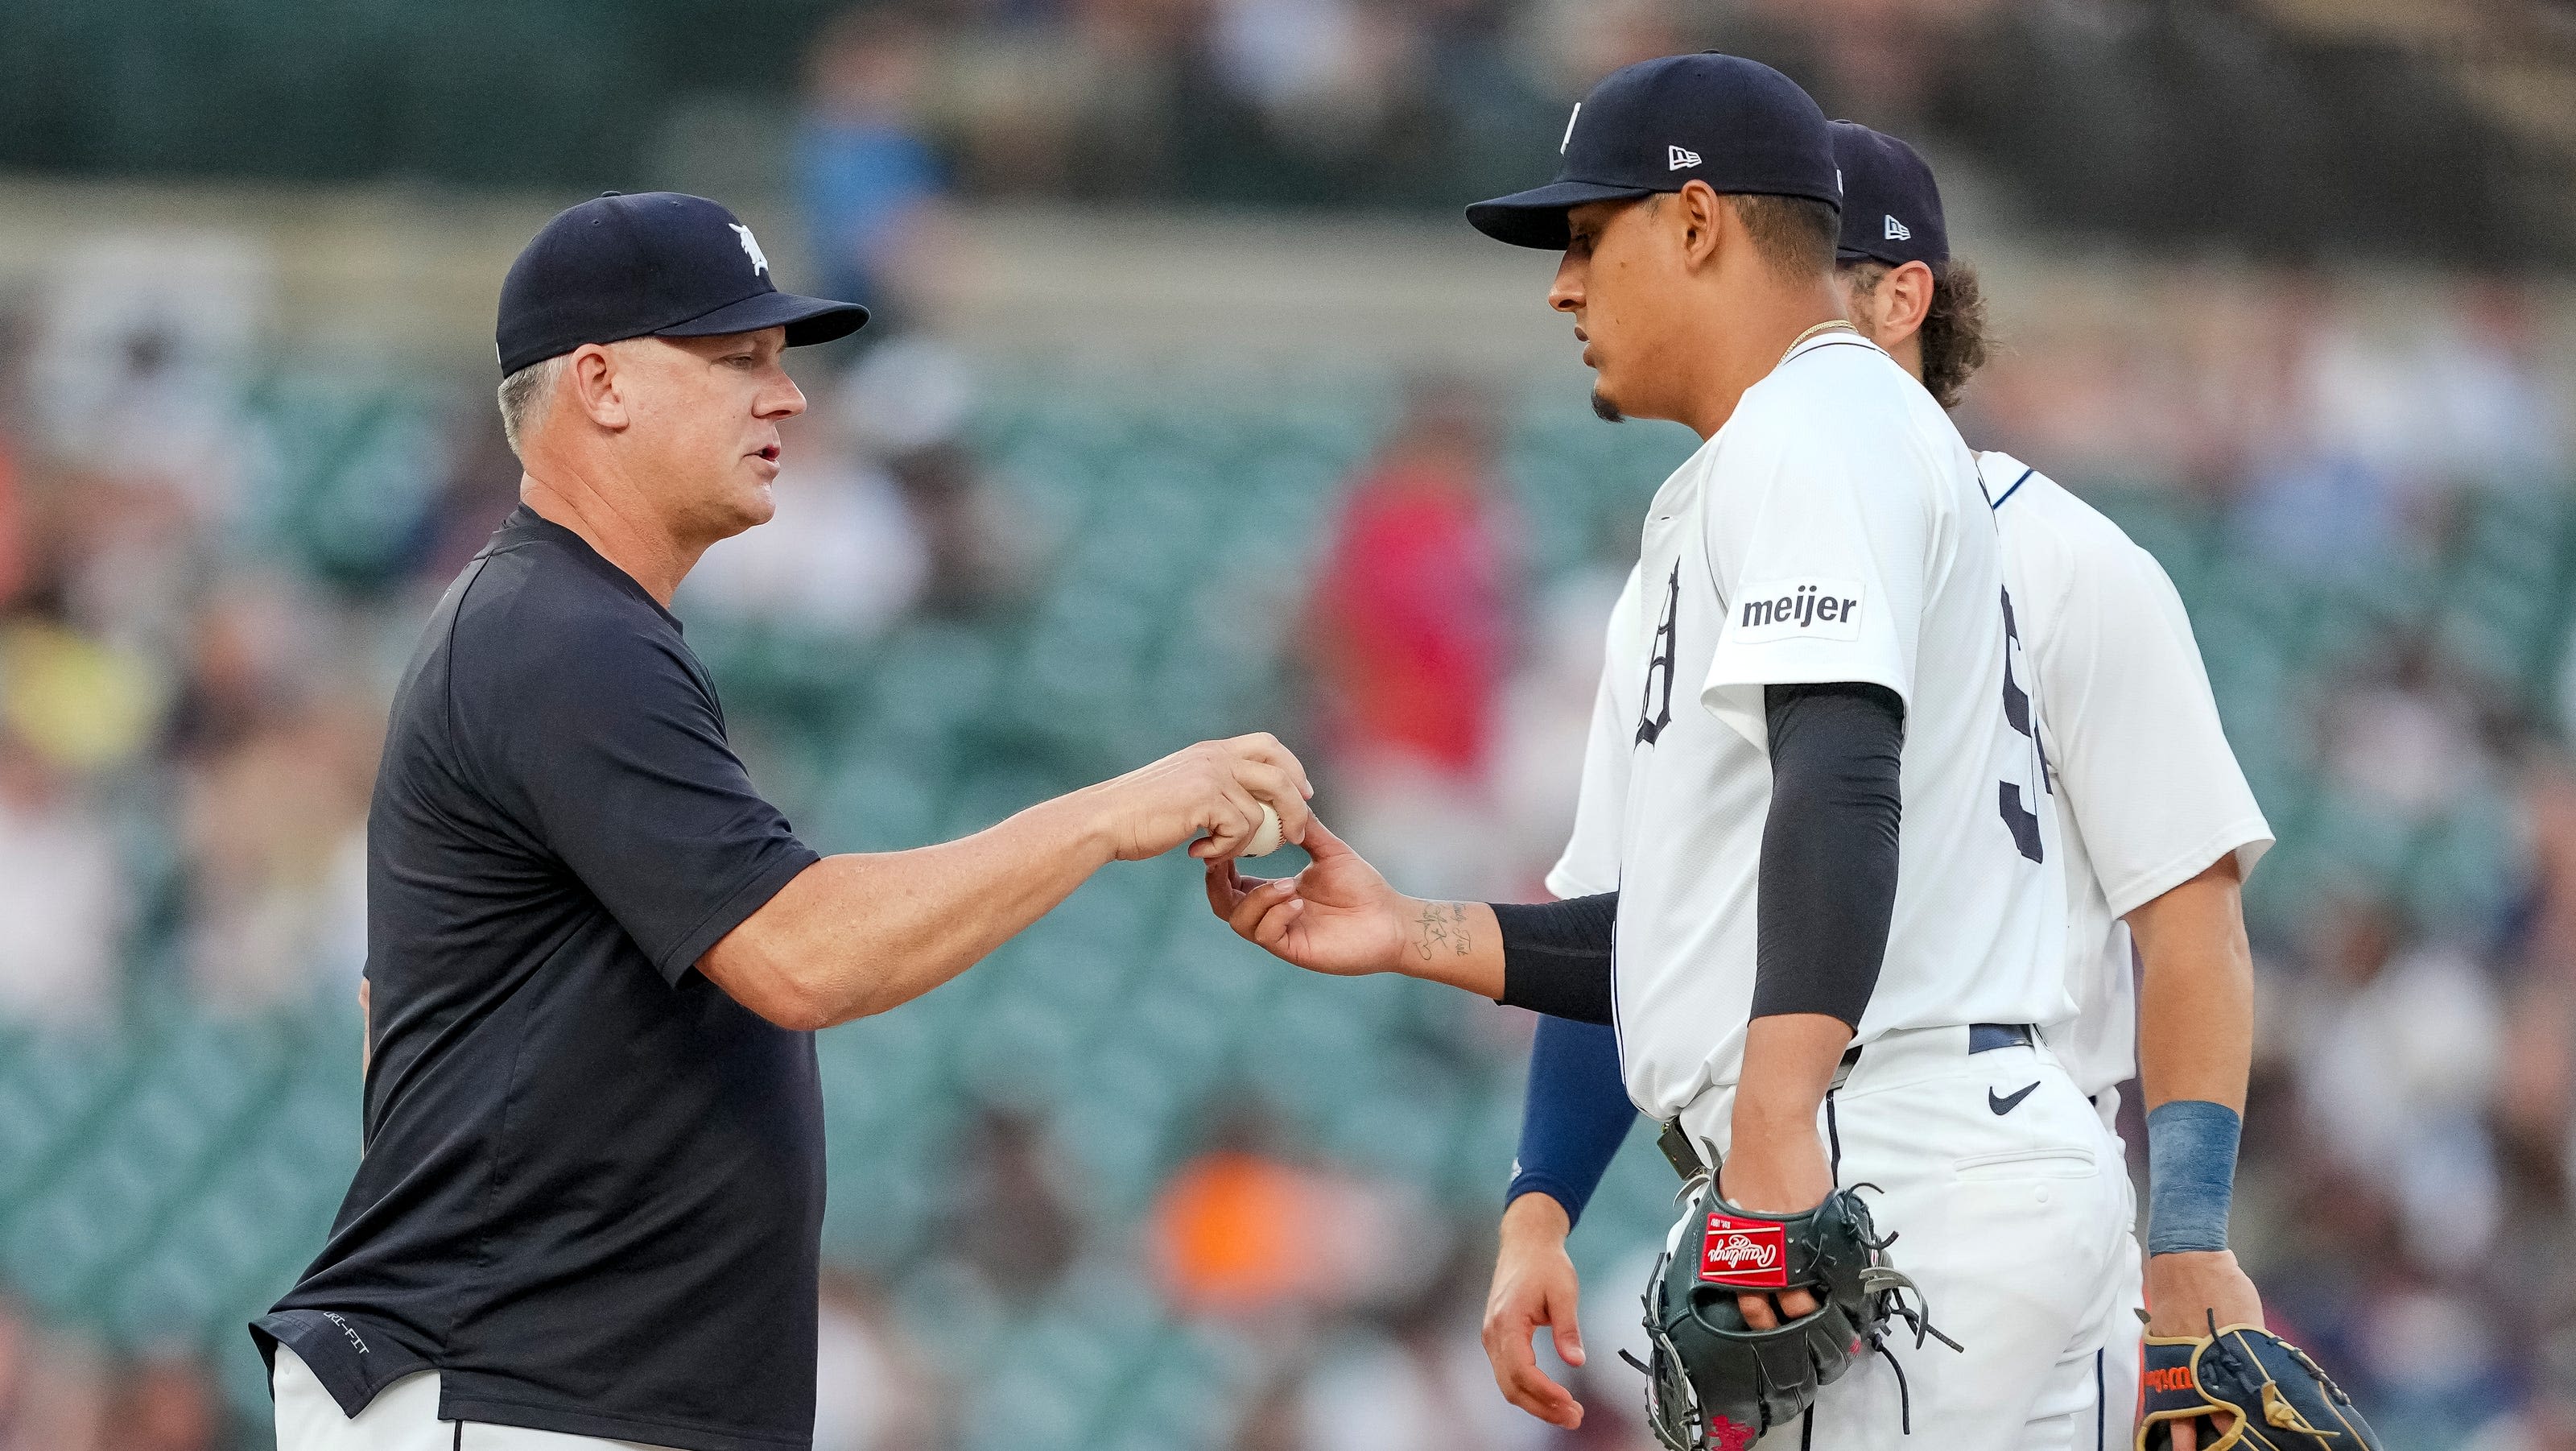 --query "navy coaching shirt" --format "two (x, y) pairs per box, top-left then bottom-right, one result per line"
(254, 506), (824, 1451)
